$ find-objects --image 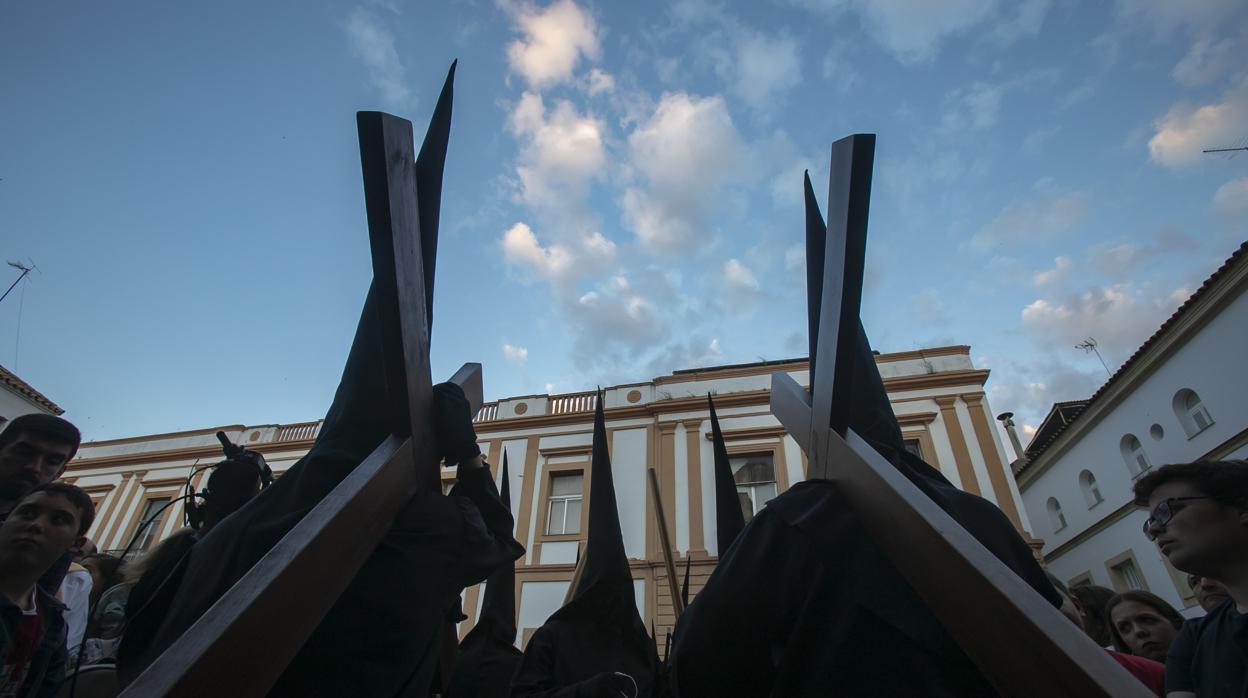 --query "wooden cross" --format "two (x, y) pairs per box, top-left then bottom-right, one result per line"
(120, 103), (482, 697)
(769, 134), (1148, 696)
